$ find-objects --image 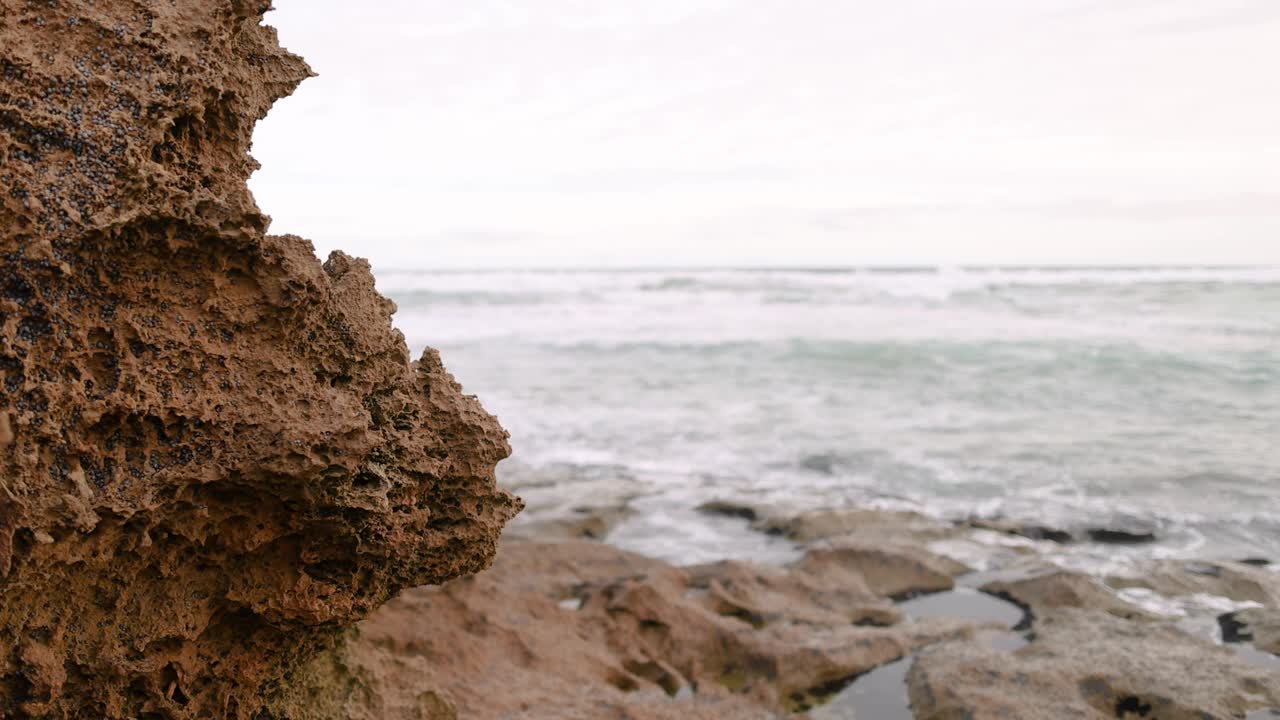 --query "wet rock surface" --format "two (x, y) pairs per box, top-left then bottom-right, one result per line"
(965, 517), (1076, 544)
(909, 609), (1280, 719)
(699, 500), (952, 545)
(965, 513), (1159, 545)
(798, 540), (968, 601)
(316, 503), (1280, 720)
(0, 2), (519, 717)
(982, 569), (1159, 627)
(1108, 559), (1280, 607)
(683, 505), (1280, 719)
(1223, 608), (1280, 655)
(503, 501), (635, 542)
(326, 539), (987, 720)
